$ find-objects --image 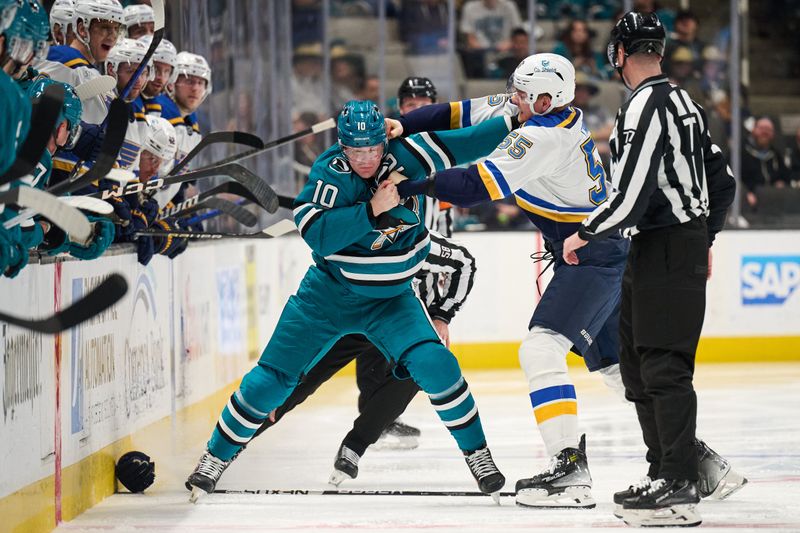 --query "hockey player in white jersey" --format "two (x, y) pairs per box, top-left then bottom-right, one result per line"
(161, 51), (210, 163)
(394, 52), (746, 508)
(138, 35), (176, 115)
(37, 0), (124, 123)
(123, 3), (153, 40)
(49, 0), (75, 46)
